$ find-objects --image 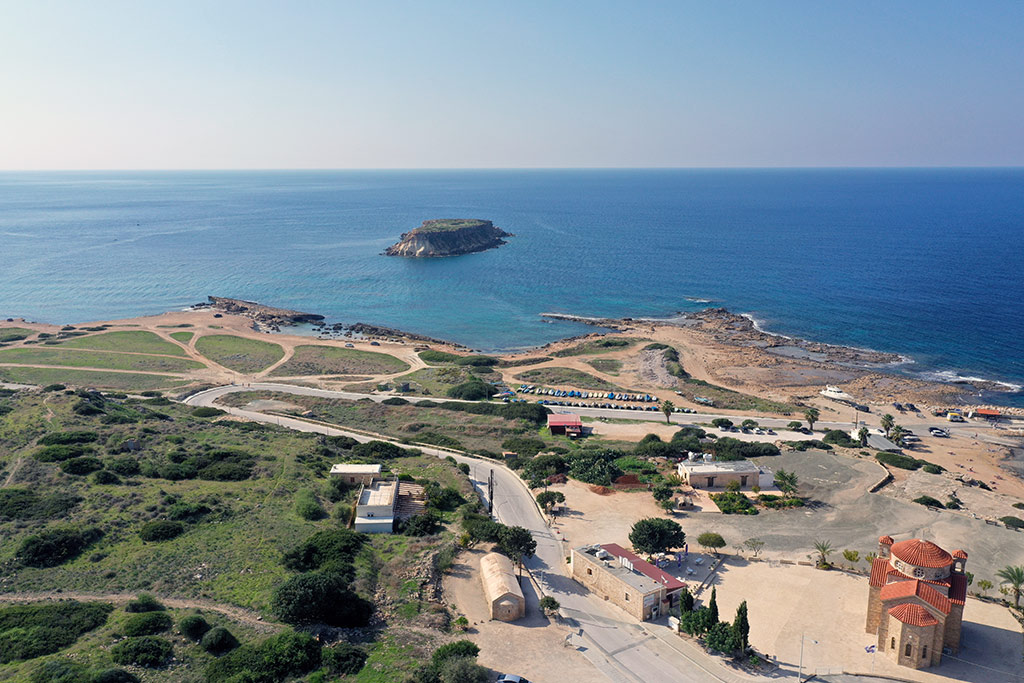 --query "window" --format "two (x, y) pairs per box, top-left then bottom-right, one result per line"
(890, 637), (895, 650)
(905, 643), (911, 657)
(913, 567), (925, 578)
(624, 593), (630, 601)
(586, 568), (592, 576)
(922, 645), (928, 659)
